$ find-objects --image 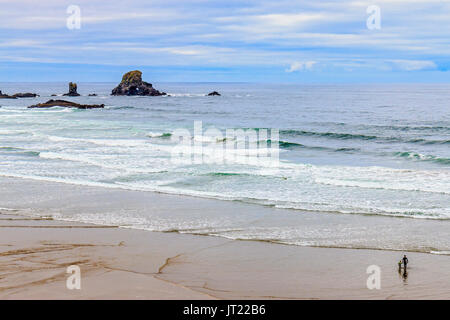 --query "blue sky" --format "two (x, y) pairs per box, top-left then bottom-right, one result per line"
(1, 0), (450, 82)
